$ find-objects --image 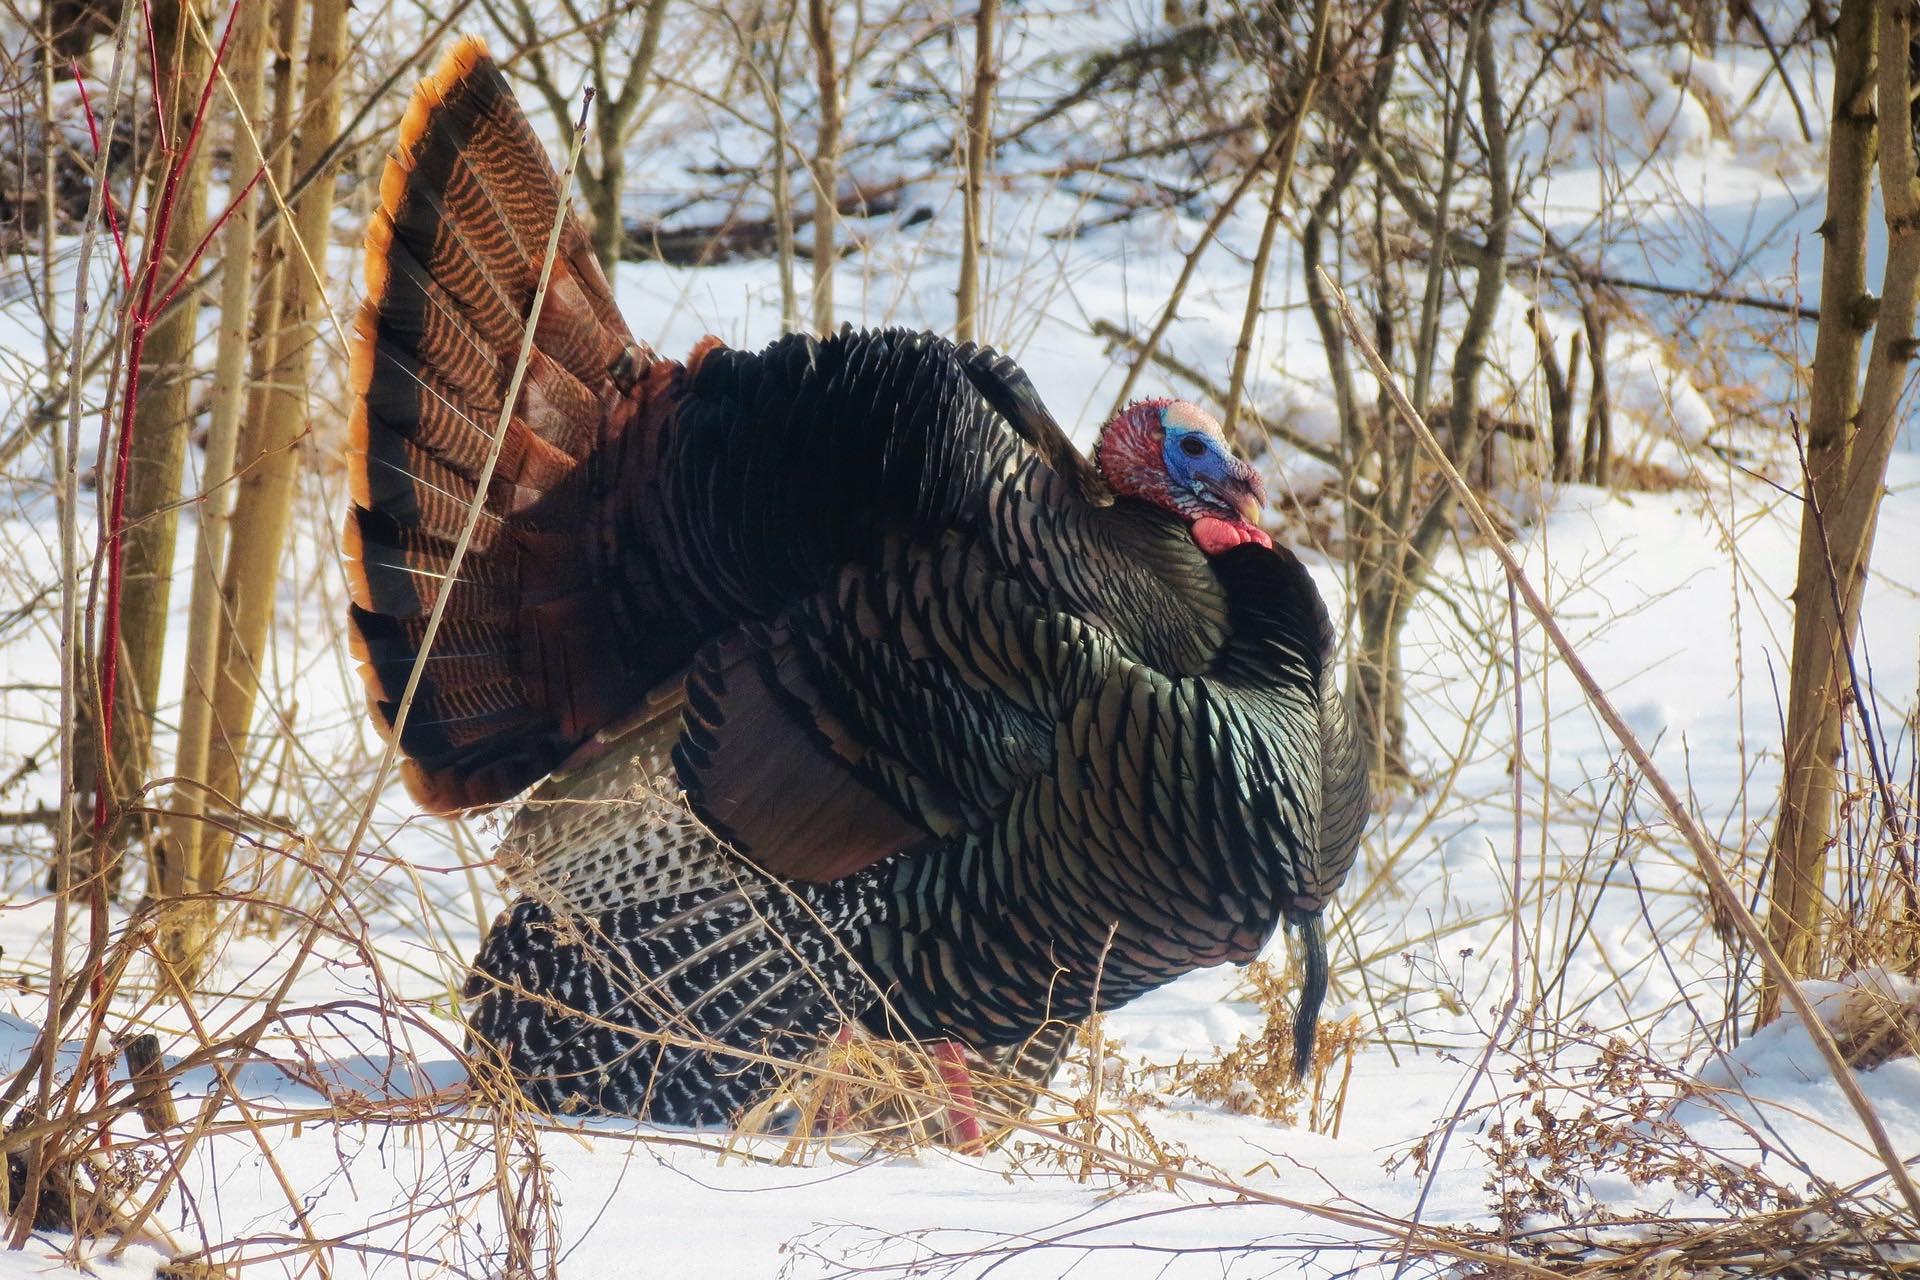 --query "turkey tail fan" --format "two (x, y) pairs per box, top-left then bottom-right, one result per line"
(344, 35), (648, 812)
(1290, 912), (1329, 1081)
